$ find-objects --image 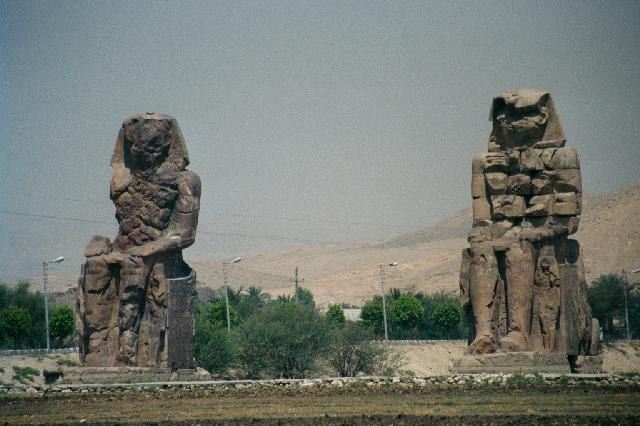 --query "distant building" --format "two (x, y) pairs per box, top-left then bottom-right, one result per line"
(343, 308), (362, 321)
